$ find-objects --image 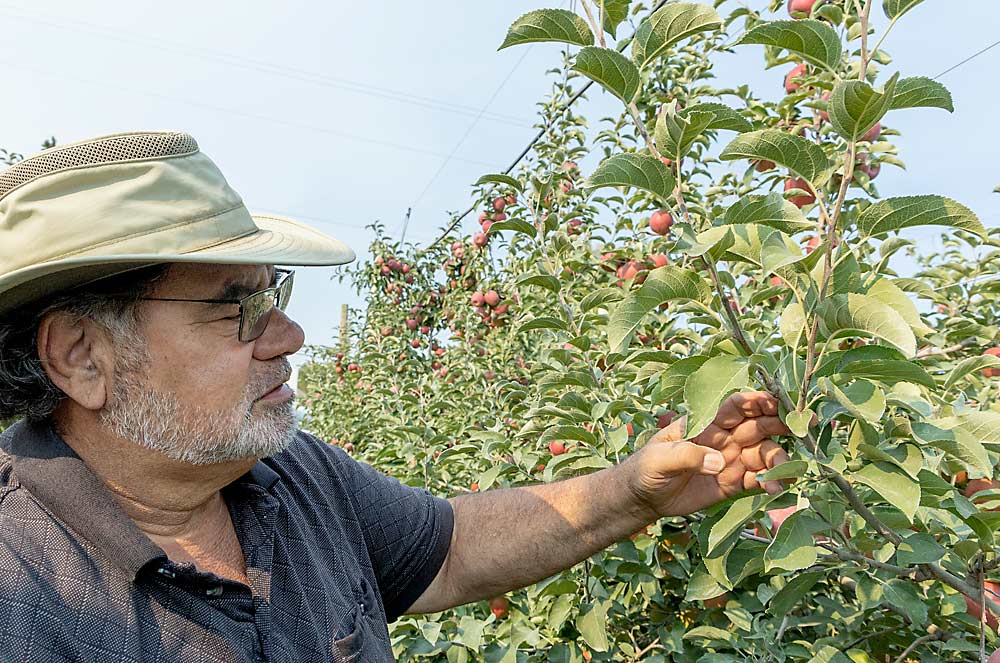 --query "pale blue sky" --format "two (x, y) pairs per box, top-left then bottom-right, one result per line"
(2, 1), (997, 385)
